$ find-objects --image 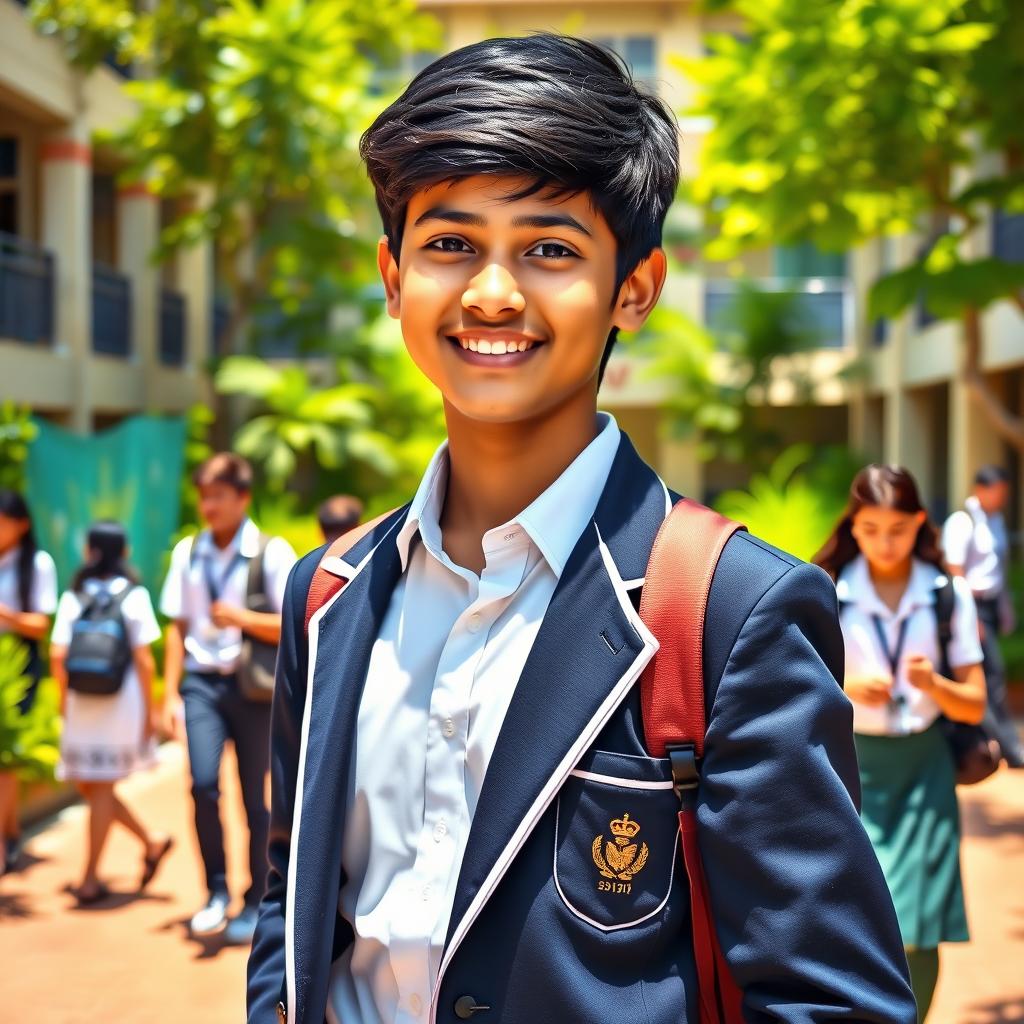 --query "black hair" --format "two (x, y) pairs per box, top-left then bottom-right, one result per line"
(194, 452), (253, 494)
(317, 494), (364, 545)
(0, 489), (38, 612)
(975, 465), (1010, 487)
(360, 33), (680, 378)
(71, 521), (139, 592)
